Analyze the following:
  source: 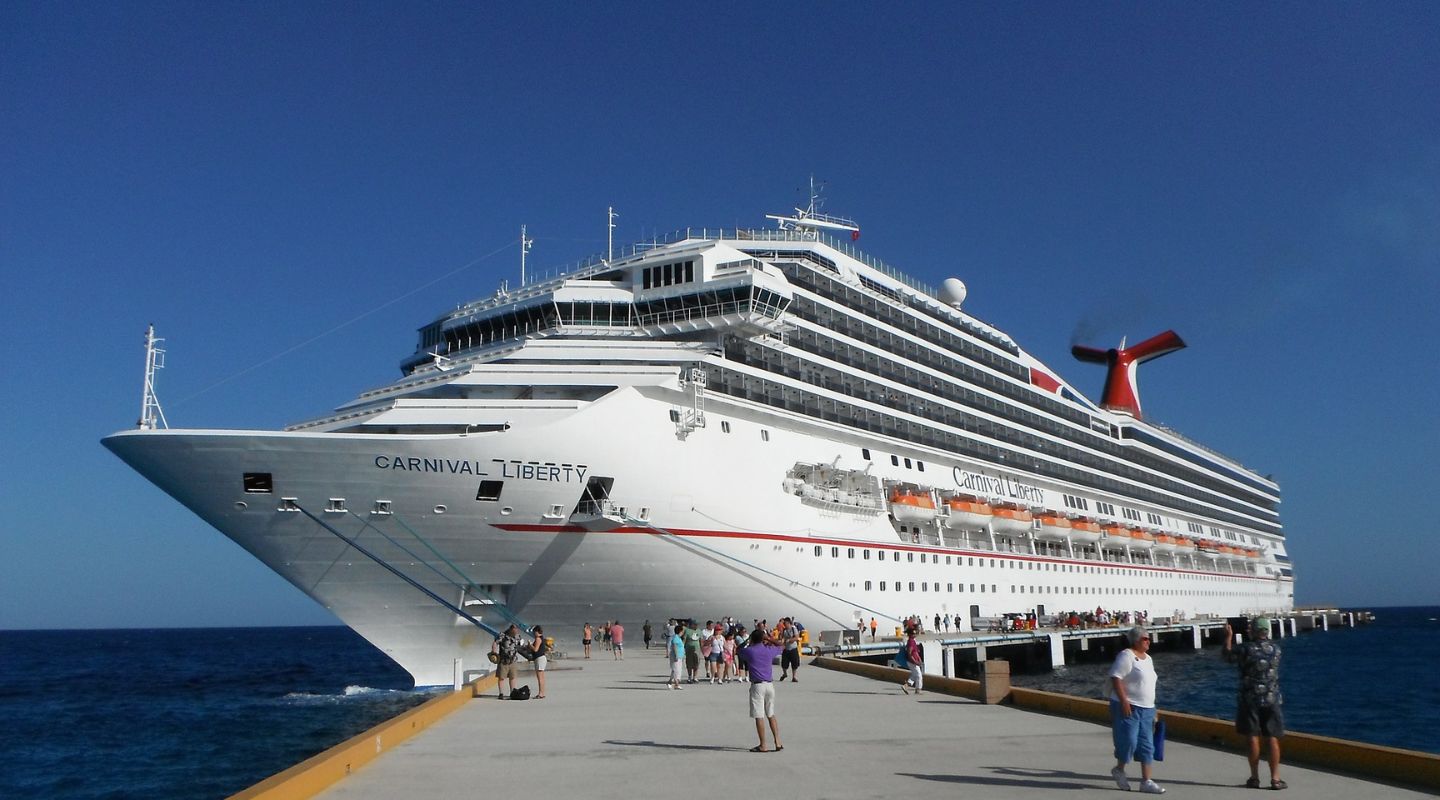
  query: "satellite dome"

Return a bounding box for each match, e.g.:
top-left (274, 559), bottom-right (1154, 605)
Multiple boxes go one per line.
top-left (940, 277), bottom-right (967, 309)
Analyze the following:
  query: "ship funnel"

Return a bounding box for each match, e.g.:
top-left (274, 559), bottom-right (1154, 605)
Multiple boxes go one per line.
top-left (1071, 330), bottom-right (1186, 419)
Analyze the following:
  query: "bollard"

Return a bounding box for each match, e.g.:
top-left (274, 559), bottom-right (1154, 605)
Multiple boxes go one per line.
top-left (979, 659), bottom-right (1010, 704)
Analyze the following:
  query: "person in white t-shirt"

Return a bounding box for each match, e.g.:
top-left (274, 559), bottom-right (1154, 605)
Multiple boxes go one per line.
top-left (1108, 626), bottom-right (1165, 794)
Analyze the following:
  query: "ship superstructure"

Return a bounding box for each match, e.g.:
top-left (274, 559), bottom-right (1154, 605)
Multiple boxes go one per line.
top-left (105, 209), bottom-right (1293, 686)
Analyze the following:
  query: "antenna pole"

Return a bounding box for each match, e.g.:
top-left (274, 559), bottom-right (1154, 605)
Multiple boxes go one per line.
top-left (138, 324), bottom-right (168, 430)
top-left (520, 225), bottom-right (533, 286)
top-left (607, 206), bottom-right (619, 262)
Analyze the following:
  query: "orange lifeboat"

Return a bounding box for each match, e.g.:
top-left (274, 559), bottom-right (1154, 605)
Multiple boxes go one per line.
top-left (1101, 525), bottom-right (1130, 550)
top-left (990, 504), bottom-right (1033, 535)
top-left (1175, 537), bottom-right (1198, 555)
top-left (1129, 527), bottom-right (1156, 551)
top-left (889, 489), bottom-right (937, 524)
top-left (943, 495), bottom-right (993, 529)
top-left (1153, 534), bottom-right (1179, 553)
top-left (1069, 517), bottom-right (1102, 544)
top-left (1034, 512), bottom-right (1072, 541)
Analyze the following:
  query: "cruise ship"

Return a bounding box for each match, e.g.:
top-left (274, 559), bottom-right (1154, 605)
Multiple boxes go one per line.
top-left (104, 202), bottom-right (1294, 687)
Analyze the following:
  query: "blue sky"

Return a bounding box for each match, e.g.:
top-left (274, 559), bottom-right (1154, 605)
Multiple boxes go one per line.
top-left (3, 3), bottom-right (1437, 629)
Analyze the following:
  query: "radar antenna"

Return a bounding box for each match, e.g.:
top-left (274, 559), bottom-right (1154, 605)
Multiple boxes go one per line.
top-left (138, 324), bottom-right (169, 430)
top-left (766, 176), bottom-right (860, 240)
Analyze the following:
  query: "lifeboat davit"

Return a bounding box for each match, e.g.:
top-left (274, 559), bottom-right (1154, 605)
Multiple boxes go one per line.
top-left (1129, 527), bottom-right (1156, 551)
top-left (1153, 534), bottom-right (1179, 553)
top-left (889, 490), bottom-right (937, 523)
top-left (1175, 537), bottom-right (1198, 556)
top-left (943, 496), bottom-right (994, 529)
top-left (1034, 512), bottom-right (1071, 541)
top-left (990, 504), bottom-right (1033, 535)
top-left (1069, 517), bottom-right (1102, 544)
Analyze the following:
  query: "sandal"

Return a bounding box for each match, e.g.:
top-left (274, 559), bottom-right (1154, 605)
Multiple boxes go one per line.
top-left (1270, 779), bottom-right (1288, 791)
top-left (774, 745), bottom-right (784, 751)
top-left (749, 745), bottom-right (768, 753)
top-left (1245, 777), bottom-right (1261, 789)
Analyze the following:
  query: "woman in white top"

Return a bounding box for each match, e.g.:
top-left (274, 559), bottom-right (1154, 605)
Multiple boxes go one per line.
top-left (1108, 626), bottom-right (1164, 794)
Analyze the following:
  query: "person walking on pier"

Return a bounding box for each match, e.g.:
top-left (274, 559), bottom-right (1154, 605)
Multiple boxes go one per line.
top-left (582, 623), bottom-right (593, 659)
top-left (1225, 619), bottom-right (1287, 790)
top-left (869, 617), bottom-right (878, 641)
top-left (737, 628), bottom-right (785, 752)
top-left (610, 620), bottom-right (625, 660)
top-left (900, 629), bottom-right (924, 694)
top-left (778, 618), bottom-right (801, 682)
top-left (666, 623), bottom-right (685, 689)
top-left (643, 620), bottom-right (653, 649)
top-left (1108, 626), bottom-right (1165, 794)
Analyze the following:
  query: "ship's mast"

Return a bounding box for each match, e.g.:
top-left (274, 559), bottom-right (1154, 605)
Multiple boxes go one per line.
top-left (607, 206), bottom-right (619, 262)
top-left (138, 324), bottom-right (168, 430)
top-left (519, 224), bottom-right (533, 286)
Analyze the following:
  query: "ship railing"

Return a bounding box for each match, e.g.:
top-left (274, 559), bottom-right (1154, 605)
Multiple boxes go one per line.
top-left (449, 227), bottom-right (938, 318)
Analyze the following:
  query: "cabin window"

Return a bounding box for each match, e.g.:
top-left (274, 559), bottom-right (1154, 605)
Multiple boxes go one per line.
top-left (669, 409), bottom-right (680, 422)
top-left (814, 546), bottom-right (822, 556)
top-left (722, 421), bottom-right (731, 433)
top-left (761, 430), bottom-right (770, 442)
top-left (862, 448), bottom-right (871, 460)
top-left (476, 481), bottom-right (504, 501)
top-left (880, 581), bottom-right (887, 591)
top-left (908, 582), bottom-right (916, 591)
top-left (831, 547), bottom-right (839, 557)
top-left (904, 458), bottom-right (912, 469)
top-left (863, 550), bottom-right (870, 560)
top-left (891, 455), bottom-right (899, 466)
top-left (917, 461), bottom-right (925, 472)
top-left (325, 498), bottom-right (346, 513)
top-left (907, 553), bottom-right (914, 562)
top-left (243, 473), bottom-right (273, 494)
top-left (864, 581), bottom-right (872, 591)
top-left (893, 552), bottom-right (900, 561)
top-left (847, 548), bottom-right (855, 559)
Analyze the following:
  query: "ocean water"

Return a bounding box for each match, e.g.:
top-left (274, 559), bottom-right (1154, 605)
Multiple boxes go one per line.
top-left (0, 627), bottom-right (436, 800)
top-left (2, 609), bottom-right (1435, 799)
top-left (1008, 605), bottom-right (1440, 755)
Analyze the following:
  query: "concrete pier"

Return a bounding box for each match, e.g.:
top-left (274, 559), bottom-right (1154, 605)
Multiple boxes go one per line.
top-left (256, 649), bottom-right (1438, 800)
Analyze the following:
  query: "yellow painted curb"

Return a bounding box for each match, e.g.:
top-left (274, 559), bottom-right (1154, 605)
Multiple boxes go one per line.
top-left (228, 674), bottom-right (498, 800)
top-left (813, 657), bottom-right (1440, 791)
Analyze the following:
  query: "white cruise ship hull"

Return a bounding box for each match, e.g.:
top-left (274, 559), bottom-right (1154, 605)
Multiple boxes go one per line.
top-left (105, 384), bottom-right (1290, 687)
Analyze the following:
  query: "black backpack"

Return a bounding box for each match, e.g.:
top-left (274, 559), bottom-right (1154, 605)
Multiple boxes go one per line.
top-left (510, 684), bottom-right (531, 701)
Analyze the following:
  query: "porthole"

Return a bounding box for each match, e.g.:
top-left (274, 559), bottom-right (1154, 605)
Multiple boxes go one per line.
top-left (434, 505), bottom-right (447, 514)
top-left (500, 506), bottom-right (513, 515)
top-left (234, 501), bottom-right (247, 510)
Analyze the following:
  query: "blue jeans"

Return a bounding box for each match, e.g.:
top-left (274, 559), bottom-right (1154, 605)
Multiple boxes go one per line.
top-left (1110, 700), bottom-right (1156, 765)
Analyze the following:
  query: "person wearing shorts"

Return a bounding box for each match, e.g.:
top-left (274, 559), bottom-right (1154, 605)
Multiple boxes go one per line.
top-left (610, 620), bottom-right (625, 660)
top-left (490, 624), bottom-right (524, 700)
top-left (582, 623), bottom-right (593, 659)
top-left (530, 626), bottom-right (549, 699)
top-left (737, 628), bottom-right (784, 752)
top-left (1225, 619), bottom-right (1287, 790)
